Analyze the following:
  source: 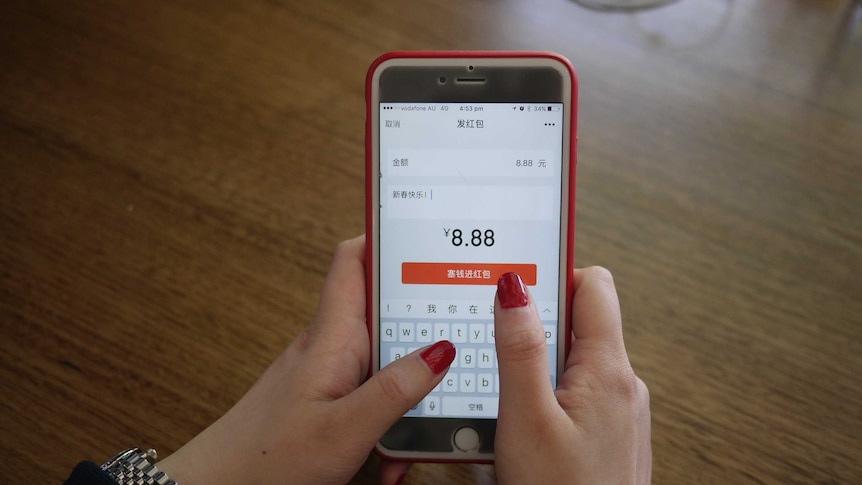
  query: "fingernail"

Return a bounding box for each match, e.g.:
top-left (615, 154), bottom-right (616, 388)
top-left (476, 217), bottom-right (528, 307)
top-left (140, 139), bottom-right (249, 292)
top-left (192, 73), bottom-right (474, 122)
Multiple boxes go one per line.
top-left (395, 471), bottom-right (407, 485)
top-left (498, 272), bottom-right (528, 309)
top-left (420, 340), bottom-right (456, 374)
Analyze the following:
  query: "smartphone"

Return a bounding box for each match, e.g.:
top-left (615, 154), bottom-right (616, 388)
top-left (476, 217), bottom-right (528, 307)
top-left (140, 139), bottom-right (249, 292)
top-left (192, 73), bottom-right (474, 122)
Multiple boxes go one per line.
top-left (366, 51), bottom-right (577, 462)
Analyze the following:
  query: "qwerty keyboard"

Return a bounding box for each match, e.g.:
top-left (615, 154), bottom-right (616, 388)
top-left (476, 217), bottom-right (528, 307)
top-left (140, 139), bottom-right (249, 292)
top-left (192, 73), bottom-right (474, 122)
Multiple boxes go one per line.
top-left (380, 319), bottom-right (558, 418)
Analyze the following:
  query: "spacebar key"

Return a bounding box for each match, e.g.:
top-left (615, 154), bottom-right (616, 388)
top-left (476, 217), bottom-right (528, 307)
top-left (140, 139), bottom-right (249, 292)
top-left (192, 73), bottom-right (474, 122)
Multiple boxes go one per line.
top-left (441, 396), bottom-right (498, 417)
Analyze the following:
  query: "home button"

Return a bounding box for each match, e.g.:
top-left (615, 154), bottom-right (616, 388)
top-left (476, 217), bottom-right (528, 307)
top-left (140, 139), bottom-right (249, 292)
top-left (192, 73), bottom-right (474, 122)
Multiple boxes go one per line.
top-left (453, 426), bottom-right (480, 453)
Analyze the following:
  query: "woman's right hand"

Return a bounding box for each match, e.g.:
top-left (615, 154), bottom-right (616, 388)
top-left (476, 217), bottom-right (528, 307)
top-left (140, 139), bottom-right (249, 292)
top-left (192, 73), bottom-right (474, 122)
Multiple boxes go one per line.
top-left (493, 269), bottom-right (652, 484)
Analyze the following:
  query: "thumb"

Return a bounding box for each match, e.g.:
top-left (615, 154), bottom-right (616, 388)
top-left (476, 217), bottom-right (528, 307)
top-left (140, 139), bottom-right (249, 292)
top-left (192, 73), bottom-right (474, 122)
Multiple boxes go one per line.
top-left (344, 340), bottom-right (455, 438)
top-left (495, 272), bottom-right (557, 415)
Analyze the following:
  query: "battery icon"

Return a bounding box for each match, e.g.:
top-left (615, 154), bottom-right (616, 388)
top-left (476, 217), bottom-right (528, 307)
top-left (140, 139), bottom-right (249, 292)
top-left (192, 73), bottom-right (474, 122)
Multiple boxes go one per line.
top-left (550, 106), bottom-right (562, 112)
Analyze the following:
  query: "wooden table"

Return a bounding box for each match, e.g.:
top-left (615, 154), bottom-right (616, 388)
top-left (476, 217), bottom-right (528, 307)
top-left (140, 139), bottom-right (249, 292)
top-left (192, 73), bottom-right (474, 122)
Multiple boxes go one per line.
top-left (2, 0), bottom-right (860, 483)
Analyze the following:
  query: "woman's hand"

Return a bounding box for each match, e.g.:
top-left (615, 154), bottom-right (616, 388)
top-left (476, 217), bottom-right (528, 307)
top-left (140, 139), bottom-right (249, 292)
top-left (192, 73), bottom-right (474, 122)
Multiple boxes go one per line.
top-left (493, 270), bottom-right (652, 484)
top-left (157, 235), bottom-right (454, 485)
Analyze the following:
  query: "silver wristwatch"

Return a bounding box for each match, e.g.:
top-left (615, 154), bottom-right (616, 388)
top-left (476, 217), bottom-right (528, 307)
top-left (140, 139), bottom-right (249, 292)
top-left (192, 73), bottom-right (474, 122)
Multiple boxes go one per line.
top-left (100, 448), bottom-right (178, 485)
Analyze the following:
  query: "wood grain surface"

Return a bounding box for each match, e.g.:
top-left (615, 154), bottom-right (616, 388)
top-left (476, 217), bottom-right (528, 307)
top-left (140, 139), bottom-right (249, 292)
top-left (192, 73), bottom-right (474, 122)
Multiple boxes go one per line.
top-left (1, 0), bottom-right (860, 483)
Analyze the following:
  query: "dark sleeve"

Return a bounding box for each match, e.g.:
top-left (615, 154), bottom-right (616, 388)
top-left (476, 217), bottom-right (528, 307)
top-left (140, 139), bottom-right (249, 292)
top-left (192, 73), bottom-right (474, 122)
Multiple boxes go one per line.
top-left (63, 461), bottom-right (117, 485)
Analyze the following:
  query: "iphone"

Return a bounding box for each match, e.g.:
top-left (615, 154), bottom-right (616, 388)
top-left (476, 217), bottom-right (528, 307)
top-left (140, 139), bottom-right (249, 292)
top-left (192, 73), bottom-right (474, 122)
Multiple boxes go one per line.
top-left (366, 51), bottom-right (577, 462)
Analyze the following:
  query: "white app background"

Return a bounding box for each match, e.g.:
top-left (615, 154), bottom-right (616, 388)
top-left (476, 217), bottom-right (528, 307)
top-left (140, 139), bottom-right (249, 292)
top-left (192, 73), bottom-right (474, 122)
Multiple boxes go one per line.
top-left (379, 102), bottom-right (564, 418)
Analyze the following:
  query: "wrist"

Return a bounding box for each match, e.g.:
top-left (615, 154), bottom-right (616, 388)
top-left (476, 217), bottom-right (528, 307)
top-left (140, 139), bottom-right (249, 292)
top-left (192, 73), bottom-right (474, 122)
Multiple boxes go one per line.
top-left (155, 415), bottom-right (251, 485)
top-left (157, 440), bottom-right (227, 485)
top-left (155, 449), bottom-right (194, 485)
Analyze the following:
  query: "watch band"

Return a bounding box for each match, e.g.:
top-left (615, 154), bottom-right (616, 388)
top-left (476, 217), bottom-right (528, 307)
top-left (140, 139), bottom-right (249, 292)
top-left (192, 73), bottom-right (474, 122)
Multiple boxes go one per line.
top-left (100, 448), bottom-right (178, 485)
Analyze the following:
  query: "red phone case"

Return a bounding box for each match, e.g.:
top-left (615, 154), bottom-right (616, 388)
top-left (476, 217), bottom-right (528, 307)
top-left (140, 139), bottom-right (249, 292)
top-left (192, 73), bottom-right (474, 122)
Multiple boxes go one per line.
top-left (364, 51), bottom-right (578, 463)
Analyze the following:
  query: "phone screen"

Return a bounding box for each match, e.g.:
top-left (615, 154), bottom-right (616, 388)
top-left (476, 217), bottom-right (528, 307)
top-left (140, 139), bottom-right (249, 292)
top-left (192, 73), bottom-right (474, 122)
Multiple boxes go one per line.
top-left (378, 102), bottom-right (565, 420)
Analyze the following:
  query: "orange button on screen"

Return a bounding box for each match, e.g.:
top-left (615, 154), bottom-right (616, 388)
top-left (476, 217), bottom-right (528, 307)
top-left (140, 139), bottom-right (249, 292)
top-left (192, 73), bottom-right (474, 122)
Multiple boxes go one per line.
top-left (402, 262), bottom-right (537, 286)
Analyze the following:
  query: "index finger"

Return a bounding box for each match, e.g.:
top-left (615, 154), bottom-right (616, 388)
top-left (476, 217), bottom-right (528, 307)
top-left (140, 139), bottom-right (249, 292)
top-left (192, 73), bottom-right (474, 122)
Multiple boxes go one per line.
top-left (297, 235), bottom-right (368, 361)
top-left (311, 234), bottom-right (367, 328)
top-left (567, 266), bottom-right (627, 365)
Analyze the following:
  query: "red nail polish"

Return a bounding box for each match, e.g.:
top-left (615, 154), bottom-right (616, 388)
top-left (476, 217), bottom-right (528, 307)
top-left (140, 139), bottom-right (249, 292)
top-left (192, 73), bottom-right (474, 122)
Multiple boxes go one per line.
top-left (498, 272), bottom-right (528, 309)
top-left (420, 340), bottom-right (456, 374)
top-left (395, 471), bottom-right (407, 485)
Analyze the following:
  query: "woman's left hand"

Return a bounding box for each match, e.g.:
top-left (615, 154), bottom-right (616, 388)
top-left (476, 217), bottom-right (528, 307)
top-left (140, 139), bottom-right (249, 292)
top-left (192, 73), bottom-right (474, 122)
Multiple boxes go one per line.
top-left (157, 235), bottom-right (453, 485)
